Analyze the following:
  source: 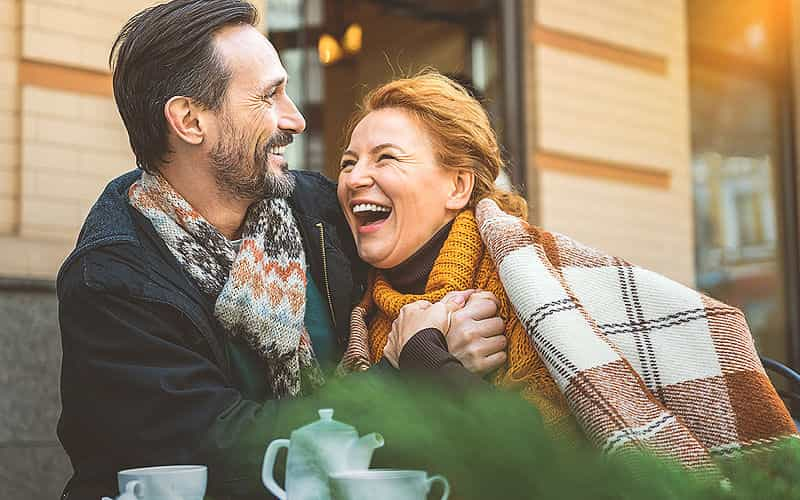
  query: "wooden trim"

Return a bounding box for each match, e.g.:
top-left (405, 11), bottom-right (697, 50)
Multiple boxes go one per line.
top-left (18, 59), bottom-right (112, 97)
top-left (690, 43), bottom-right (780, 83)
top-left (531, 24), bottom-right (668, 76)
top-left (535, 150), bottom-right (671, 189)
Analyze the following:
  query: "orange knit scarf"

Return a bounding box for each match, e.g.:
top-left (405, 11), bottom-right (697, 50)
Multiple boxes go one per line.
top-left (351, 210), bottom-right (576, 430)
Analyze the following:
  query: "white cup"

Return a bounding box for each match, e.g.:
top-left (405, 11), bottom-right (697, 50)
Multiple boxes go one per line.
top-left (329, 469), bottom-right (449, 500)
top-left (116, 465), bottom-right (207, 500)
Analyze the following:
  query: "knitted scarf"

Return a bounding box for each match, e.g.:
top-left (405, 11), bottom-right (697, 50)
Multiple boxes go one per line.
top-left (129, 172), bottom-right (322, 398)
top-left (343, 201), bottom-right (798, 473)
top-left (341, 210), bottom-right (578, 432)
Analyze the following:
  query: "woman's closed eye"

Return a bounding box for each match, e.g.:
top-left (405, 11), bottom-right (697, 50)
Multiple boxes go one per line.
top-left (378, 153), bottom-right (397, 162)
top-left (339, 158), bottom-right (356, 171)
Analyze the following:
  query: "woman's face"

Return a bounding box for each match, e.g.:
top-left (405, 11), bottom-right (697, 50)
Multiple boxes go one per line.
top-left (337, 108), bottom-right (459, 269)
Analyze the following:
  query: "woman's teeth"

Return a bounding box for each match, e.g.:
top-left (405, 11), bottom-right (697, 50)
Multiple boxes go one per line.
top-left (352, 203), bottom-right (391, 214)
top-left (269, 145), bottom-right (286, 156)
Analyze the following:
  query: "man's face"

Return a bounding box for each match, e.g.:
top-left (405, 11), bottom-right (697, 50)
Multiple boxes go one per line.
top-left (206, 25), bottom-right (306, 200)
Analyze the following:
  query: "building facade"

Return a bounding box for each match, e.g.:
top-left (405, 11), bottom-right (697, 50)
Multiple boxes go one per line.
top-left (0, 0), bottom-right (798, 497)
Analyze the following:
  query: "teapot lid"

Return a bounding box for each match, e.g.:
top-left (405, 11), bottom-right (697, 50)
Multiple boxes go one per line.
top-left (295, 409), bottom-right (355, 436)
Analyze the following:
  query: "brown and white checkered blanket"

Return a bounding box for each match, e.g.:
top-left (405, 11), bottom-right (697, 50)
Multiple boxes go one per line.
top-left (476, 199), bottom-right (798, 472)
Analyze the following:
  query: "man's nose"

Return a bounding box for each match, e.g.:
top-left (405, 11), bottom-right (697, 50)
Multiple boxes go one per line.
top-left (278, 96), bottom-right (306, 134)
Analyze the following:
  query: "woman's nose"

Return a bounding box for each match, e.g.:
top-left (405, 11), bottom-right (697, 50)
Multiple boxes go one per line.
top-left (345, 162), bottom-right (374, 189)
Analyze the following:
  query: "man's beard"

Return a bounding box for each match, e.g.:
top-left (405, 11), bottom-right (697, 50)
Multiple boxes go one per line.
top-left (209, 114), bottom-right (296, 200)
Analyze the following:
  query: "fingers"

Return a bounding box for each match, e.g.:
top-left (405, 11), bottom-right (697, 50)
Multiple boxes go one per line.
top-left (456, 294), bottom-right (500, 322)
top-left (397, 300), bottom-right (450, 338)
top-left (441, 289), bottom-right (476, 308)
top-left (476, 333), bottom-right (507, 356)
top-left (465, 290), bottom-right (500, 309)
top-left (477, 350), bottom-right (508, 374)
top-left (400, 300), bottom-right (432, 315)
top-left (443, 297), bottom-right (465, 314)
top-left (384, 323), bottom-right (401, 368)
top-left (471, 317), bottom-right (505, 339)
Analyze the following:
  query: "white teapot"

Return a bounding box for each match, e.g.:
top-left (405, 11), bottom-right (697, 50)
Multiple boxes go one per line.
top-left (262, 408), bottom-right (384, 500)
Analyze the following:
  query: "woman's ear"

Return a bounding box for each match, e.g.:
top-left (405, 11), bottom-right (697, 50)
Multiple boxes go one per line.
top-left (164, 96), bottom-right (205, 145)
top-left (445, 169), bottom-right (475, 211)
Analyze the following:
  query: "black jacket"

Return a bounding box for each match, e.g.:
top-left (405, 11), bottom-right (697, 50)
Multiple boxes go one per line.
top-left (56, 170), bottom-right (366, 499)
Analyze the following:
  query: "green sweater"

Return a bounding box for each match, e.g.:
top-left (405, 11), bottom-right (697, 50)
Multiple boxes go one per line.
top-left (225, 274), bottom-right (337, 400)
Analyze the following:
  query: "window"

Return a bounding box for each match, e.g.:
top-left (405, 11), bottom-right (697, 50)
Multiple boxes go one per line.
top-left (689, 0), bottom-right (796, 366)
top-left (266, 0), bottom-right (520, 180)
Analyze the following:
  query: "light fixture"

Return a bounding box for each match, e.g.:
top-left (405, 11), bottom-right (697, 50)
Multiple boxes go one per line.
top-left (318, 33), bottom-right (343, 65)
top-left (342, 23), bottom-right (363, 54)
top-left (318, 22), bottom-right (363, 66)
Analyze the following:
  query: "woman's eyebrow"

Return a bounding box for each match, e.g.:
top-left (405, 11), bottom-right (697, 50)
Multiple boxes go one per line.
top-left (342, 144), bottom-right (405, 158)
top-left (370, 143), bottom-right (404, 154)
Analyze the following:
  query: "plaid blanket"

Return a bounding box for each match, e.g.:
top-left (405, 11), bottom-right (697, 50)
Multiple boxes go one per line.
top-left (475, 199), bottom-right (798, 471)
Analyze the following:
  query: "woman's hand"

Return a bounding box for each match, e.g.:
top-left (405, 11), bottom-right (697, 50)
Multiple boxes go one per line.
top-left (383, 298), bottom-right (464, 368)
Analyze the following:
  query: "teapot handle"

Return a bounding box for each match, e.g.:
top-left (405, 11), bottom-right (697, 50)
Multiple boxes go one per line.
top-left (427, 475), bottom-right (450, 500)
top-left (262, 438), bottom-right (290, 499)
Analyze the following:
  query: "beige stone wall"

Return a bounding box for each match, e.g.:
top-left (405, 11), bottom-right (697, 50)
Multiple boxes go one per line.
top-left (529, 0), bottom-right (695, 286)
top-left (0, 0), bottom-right (157, 279)
top-left (22, 0), bottom-right (144, 70)
top-left (0, 0), bottom-right (268, 279)
top-left (0, 0), bottom-right (20, 235)
top-left (20, 86), bottom-right (132, 241)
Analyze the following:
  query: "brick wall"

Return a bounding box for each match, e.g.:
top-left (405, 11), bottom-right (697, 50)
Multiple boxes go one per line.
top-left (22, 0), bottom-right (141, 71)
top-left (0, 0), bottom-right (156, 279)
top-left (528, 0), bottom-right (695, 286)
top-left (0, 0), bottom-right (266, 280)
top-left (0, 0), bottom-right (20, 235)
top-left (20, 87), bottom-right (132, 242)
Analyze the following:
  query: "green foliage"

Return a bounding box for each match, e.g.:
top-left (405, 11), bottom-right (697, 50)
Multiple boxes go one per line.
top-left (276, 370), bottom-right (800, 500)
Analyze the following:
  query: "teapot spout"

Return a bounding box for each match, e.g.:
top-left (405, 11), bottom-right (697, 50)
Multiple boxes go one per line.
top-left (348, 432), bottom-right (384, 469)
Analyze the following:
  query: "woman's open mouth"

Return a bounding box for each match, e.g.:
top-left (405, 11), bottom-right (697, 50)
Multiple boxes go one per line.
top-left (352, 202), bottom-right (392, 233)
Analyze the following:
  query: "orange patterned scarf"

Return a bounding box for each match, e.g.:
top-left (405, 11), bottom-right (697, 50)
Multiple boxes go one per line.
top-left (343, 210), bottom-right (576, 431)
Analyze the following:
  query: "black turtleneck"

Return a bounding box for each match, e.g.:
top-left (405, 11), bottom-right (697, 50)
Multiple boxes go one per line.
top-left (384, 220), bottom-right (454, 294)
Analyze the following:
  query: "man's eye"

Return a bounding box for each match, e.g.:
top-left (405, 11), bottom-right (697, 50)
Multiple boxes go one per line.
top-left (262, 89), bottom-right (278, 101)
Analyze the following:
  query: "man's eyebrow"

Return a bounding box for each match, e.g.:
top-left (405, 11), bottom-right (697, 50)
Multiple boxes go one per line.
top-left (258, 76), bottom-right (287, 94)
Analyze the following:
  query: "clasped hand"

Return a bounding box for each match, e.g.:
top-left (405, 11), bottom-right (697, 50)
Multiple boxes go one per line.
top-left (384, 290), bottom-right (508, 374)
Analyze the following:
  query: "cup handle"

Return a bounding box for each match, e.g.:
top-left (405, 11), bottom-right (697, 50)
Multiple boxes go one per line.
top-left (262, 438), bottom-right (290, 500)
top-left (120, 480), bottom-right (143, 499)
top-left (427, 475), bottom-right (450, 500)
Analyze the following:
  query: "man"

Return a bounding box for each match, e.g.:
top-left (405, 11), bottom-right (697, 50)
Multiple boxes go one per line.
top-left (57, 1), bottom-right (507, 498)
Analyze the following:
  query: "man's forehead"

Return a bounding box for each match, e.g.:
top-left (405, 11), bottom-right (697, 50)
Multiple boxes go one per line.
top-left (214, 24), bottom-right (285, 86)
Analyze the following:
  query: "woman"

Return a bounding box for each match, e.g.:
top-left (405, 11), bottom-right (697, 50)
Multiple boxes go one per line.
top-left (336, 71), bottom-right (797, 470)
top-left (336, 72), bottom-right (574, 434)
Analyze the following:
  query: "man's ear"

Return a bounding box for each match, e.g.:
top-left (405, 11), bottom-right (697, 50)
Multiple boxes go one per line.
top-left (164, 96), bottom-right (205, 145)
top-left (445, 169), bottom-right (475, 211)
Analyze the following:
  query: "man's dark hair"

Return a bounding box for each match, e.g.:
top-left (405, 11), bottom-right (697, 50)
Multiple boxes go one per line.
top-left (110, 0), bottom-right (259, 173)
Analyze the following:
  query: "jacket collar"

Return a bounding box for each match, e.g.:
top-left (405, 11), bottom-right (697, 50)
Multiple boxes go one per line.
top-left (59, 169), bottom-right (345, 283)
top-left (58, 170), bottom-right (143, 283)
